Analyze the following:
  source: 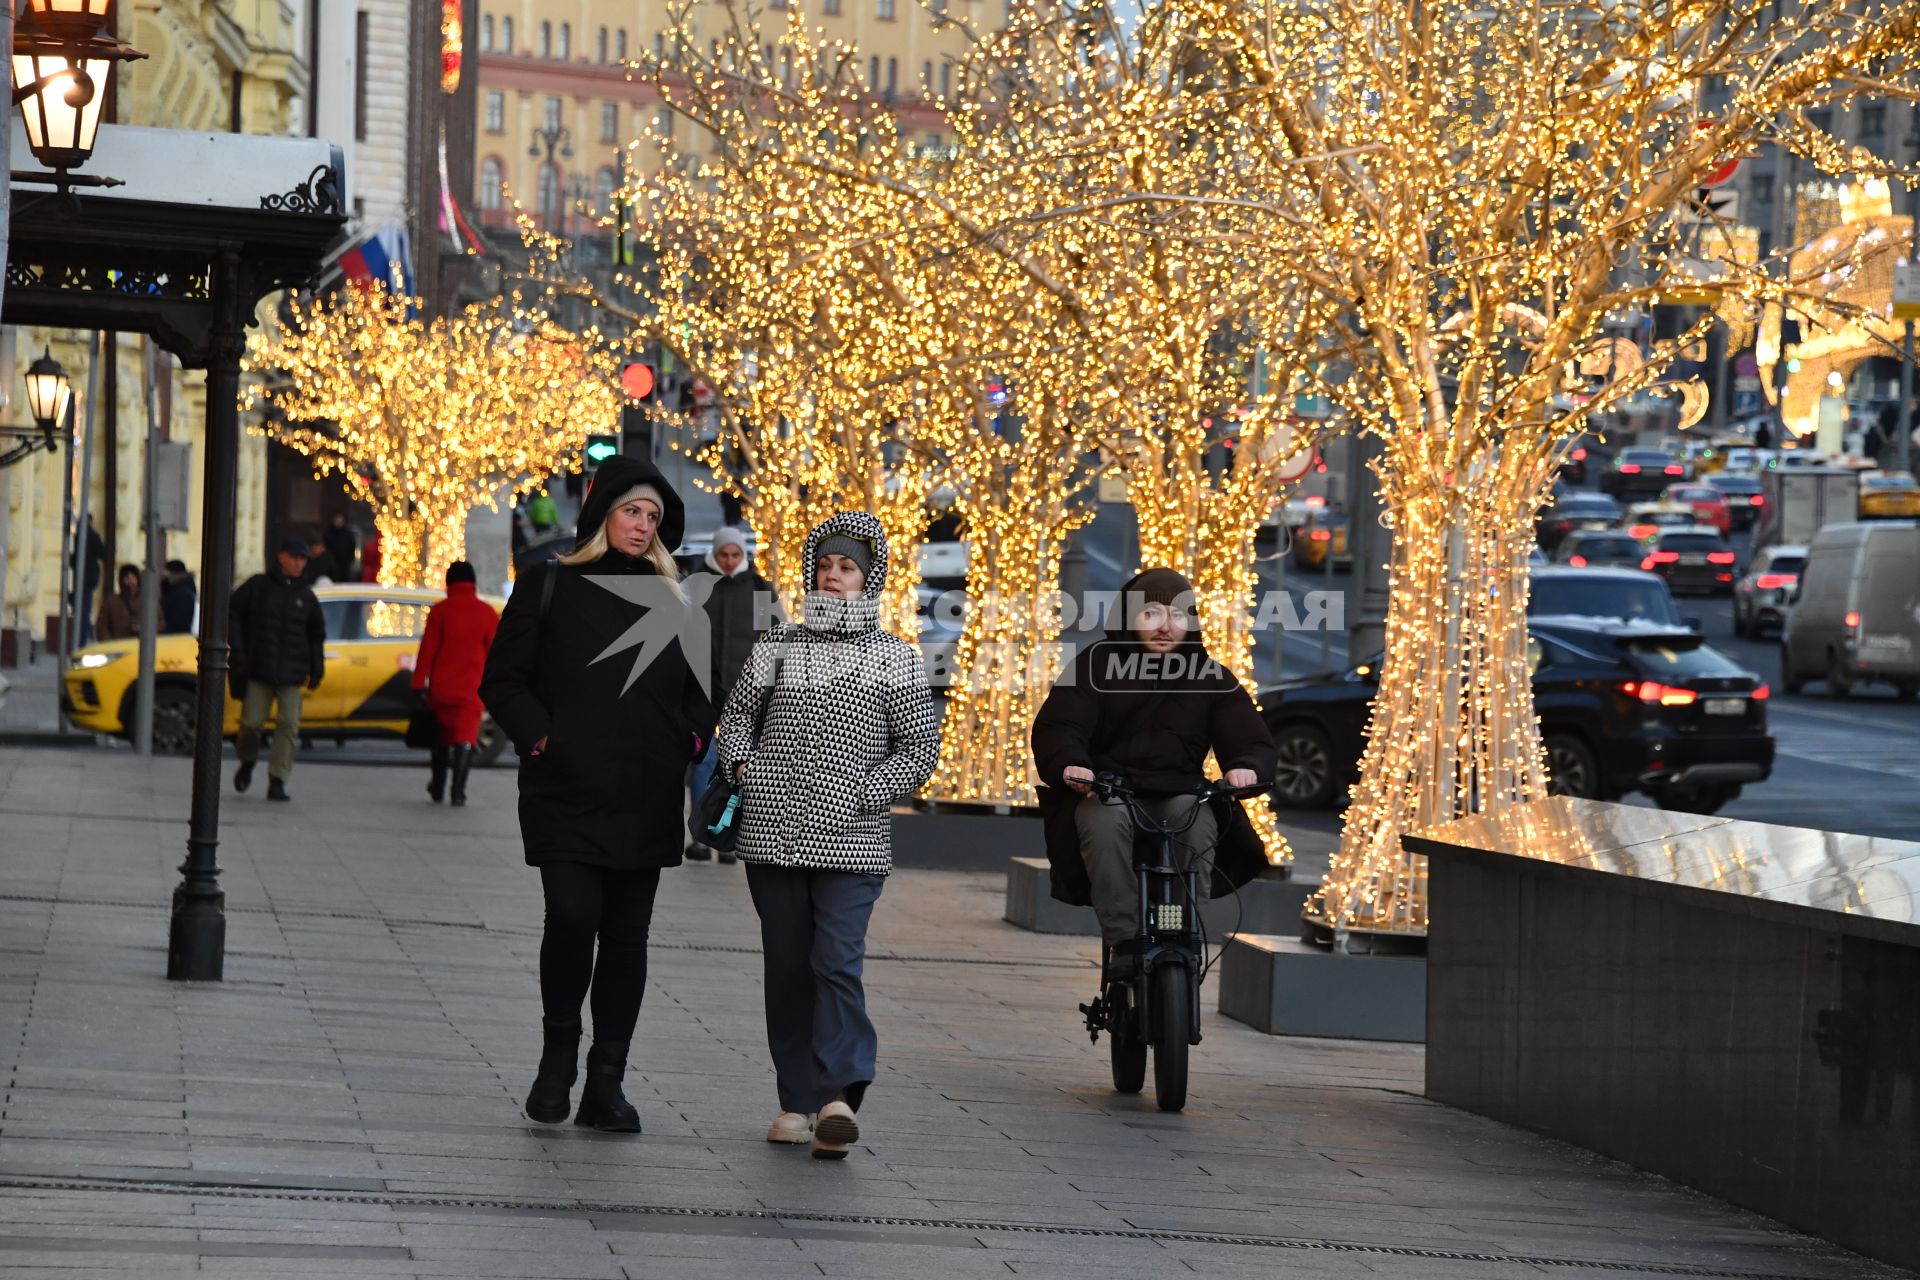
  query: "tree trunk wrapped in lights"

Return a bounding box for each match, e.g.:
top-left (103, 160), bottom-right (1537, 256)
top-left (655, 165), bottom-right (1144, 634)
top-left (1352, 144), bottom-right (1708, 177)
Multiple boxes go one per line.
top-left (243, 282), bottom-right (623, 589)
top-left (1197, 0), bottom-right (1920, 938)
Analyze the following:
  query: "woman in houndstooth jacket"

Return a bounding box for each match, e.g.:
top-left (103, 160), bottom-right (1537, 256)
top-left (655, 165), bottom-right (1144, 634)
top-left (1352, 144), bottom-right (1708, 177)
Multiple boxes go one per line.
top-left (716, 510), bottom-right (940, 1160)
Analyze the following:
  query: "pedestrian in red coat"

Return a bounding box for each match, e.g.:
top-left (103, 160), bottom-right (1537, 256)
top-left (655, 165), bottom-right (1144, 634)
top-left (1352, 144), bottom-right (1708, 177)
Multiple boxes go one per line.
top-left (412, 561), bottom-right (500, 805)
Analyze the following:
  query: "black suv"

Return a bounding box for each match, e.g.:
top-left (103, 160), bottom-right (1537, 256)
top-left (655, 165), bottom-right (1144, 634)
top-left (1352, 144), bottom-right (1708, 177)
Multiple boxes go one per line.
top-left (1534, 492), bottom-right (1621, 550)
top-left (1552, 530), bottom-right (1645, 568)
top-left (1602, 446), bottom-right (1689, 499)
top-left (1260, 618), bottom-right (1772, 815)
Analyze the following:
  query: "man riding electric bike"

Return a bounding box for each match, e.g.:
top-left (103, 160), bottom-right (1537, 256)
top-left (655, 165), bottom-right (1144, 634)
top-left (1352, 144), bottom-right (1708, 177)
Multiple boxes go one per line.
top-left (1031, 568), bottom-right (1276, 1108)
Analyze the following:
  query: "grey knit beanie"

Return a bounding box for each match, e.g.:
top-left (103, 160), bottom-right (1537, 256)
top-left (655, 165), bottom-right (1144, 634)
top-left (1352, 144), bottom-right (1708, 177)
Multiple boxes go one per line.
top-left (816, 532), bottom-right (876, 580)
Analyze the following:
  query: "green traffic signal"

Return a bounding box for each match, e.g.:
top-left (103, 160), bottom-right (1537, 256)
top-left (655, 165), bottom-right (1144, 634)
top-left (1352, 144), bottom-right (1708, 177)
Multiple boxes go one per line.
top-left (584, 435), bottom-right (620, 468)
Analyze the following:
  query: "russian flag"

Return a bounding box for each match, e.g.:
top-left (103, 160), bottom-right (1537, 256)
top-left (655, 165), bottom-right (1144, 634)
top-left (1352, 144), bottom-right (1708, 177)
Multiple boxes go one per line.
top-left (337, 224), bottom-right (414, 300)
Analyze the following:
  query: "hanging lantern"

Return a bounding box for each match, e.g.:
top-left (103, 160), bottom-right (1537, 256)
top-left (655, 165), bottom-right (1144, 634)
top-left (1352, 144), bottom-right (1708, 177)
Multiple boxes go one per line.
top-left (24, 347), bottom-right (72, 432)
top-left (9, 0), bottom-right (145, 186)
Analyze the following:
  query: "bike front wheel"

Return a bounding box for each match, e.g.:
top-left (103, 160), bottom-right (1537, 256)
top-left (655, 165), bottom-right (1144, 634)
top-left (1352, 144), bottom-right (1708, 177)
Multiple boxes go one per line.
top-left (1108, 982), bottom-right (1146, 1094)
top-left (1151, 961), bottom-right (1191, 1112)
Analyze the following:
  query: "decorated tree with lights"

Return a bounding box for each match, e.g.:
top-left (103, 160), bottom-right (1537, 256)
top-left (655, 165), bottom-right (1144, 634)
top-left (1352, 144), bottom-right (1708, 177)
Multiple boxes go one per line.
top-left (245, 281), bottom-right (623, 588)
top-left (1192, 0), bottom-right (1920, 936)
top-left (609, 5), bottom-right (1327, 812)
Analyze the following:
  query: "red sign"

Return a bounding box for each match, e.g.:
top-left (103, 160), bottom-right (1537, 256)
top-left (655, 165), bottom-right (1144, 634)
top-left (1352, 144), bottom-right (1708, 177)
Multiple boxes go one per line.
top-left (1696, 120), bottom-right (1739, 187)
top-left (620, 362), bottom-right (655, 400)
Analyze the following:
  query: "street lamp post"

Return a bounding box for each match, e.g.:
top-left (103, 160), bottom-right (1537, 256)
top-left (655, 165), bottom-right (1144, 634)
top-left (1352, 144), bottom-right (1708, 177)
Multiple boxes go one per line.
top-left (528, 123), bottom-right (572, 231)
top-left (1898, 113), bottom-right (1920, 476)
top-left (9, 0), bottom-right (145, 191)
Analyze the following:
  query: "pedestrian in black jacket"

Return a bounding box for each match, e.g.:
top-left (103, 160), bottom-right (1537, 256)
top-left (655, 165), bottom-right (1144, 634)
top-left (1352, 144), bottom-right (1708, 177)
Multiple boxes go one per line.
top-left (1031, 568), bottom-right (1276, 948)
top-left (683, 526), bottom-right (777, 863)
top-left (229, 538), bottom-right (327, 802)
top-left (159, 560), bottom-right (197, 635)
top-left (479, 455), bottom-right (716, 1135)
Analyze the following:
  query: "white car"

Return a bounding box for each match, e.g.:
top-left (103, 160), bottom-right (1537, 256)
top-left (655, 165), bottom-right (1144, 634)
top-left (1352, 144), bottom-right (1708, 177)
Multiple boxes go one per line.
top-left (918, 540), bottom-right (969, 587)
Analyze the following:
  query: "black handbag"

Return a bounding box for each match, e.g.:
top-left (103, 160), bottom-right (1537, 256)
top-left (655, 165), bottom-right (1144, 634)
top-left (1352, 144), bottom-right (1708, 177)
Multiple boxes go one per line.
top-left (405, 700), bottom-right (439, 750)
top-left (688, 638), bottom-right (782, 853)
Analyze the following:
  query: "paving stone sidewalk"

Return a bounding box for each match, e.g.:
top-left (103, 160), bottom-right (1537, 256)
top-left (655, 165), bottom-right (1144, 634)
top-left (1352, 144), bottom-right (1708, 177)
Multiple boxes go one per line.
top-left (0, 746), bottom-right (1902, 1280)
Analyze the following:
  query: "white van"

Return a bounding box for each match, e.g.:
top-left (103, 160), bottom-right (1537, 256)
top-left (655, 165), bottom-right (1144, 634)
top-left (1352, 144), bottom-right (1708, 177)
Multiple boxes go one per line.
top-left (1780, 521), bottom-right (1920, 698)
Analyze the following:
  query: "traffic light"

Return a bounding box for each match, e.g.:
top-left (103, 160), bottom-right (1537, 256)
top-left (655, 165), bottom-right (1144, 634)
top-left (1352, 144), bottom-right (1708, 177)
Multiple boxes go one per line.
top-left (583, 434), bottom-right (620, 472)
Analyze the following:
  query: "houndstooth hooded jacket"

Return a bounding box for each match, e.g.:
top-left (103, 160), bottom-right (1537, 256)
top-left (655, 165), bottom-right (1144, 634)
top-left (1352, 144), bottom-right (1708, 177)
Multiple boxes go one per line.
top-left (716, 511), bottom-right (941, 875)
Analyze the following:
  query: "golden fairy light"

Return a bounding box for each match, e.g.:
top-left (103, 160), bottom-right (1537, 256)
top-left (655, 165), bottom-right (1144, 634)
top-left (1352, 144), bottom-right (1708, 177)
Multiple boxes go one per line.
top-left (243, 279), bottom-right (624, 589)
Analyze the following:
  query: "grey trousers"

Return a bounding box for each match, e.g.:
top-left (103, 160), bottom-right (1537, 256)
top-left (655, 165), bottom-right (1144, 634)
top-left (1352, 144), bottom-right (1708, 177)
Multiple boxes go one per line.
top-left (744, 863), bottom-right (884, 1114)
top-left (1076, 793), bottom-right (1218, 944)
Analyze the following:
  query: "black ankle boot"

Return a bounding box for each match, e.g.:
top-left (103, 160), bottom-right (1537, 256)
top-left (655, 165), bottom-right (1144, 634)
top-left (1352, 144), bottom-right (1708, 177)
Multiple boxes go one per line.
top-left (524, 1018), bottom-right (581, 1123)
top-left (427, 746), bottom-right (449, 804)
top-left (449, 744), bottom-right (473, 807)
top-left (574, 1042), bottom-right (640, 1133)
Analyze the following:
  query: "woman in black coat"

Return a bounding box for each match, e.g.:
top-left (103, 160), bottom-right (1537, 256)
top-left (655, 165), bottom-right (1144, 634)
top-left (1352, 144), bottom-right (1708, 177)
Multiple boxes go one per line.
top-left (480, 456), bottom-right (715, 1134)
top-left (1031, 568), bottom-right (1276, 950)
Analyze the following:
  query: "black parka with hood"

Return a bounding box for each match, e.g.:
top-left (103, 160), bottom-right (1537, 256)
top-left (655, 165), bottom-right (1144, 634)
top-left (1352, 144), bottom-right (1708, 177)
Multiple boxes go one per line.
top-left (480, 456), bottom-right (717, 870)
top-left (1030, 568), bottom-right (1277, 905)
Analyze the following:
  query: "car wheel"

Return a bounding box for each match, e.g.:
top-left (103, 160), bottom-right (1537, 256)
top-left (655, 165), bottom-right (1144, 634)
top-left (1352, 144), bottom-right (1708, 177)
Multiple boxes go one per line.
top-left (1897, 683), bottom-right (1918, 702)
top-left (1826, 650), bottom-right (1852, 699)
top-left (1270, 723), bottom-right (1336, 809)
top-left (1731, 607), bottom-right (1747, 639)
top-left (1780, 644), bottom-right (1804, 695)
top-left (148, 685), bottom-right (197, 755)
top-left (474, 716), bottom-right (508, 767)
top-left (1651, 783), bottom-right (1730, 815)
top-left (1543, 733), bottom-right (1601, 799)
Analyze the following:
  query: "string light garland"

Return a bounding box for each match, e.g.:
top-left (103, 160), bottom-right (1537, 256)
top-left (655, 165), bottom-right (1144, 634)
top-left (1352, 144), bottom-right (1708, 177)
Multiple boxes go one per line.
top-left (243, 279), bottom-right (624, 589)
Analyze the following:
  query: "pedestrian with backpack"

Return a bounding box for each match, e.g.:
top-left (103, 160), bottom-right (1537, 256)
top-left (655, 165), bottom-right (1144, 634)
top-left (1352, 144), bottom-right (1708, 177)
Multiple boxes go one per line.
top-left (479, 456), bottom-right (715, 1135)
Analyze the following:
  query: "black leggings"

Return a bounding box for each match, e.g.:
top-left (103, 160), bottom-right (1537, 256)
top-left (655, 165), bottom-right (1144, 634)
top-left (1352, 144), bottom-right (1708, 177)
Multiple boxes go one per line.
top-left (537, 863), bottom-right (661, 1047)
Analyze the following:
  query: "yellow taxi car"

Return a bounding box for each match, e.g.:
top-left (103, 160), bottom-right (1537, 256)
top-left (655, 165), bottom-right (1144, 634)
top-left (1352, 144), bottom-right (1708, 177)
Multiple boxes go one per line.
top-left (1293, 509), bottom-right (1350, 570)
top-left (62, 583), bottom-right (509, 763)
top-left (1859, 470), bottom-right (1920, 520)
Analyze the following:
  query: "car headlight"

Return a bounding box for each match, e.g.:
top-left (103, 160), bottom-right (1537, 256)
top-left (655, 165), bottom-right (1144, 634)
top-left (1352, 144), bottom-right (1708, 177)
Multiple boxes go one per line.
top-left (74, 652), bottom-right (125, 670)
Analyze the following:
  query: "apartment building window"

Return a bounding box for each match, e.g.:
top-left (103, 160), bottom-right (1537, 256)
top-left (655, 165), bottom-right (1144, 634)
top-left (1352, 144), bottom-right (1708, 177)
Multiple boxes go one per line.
top-left (353, 10), bottom-right (369, 142)
top-left (479, 157), bottom-right (504, 211)
top-left (537, 163), bottom-right (560, 224)
top-left (921, 60), bottom-right (931, 93)
top-left (772, 0), bottom-right (787, 9)
top-left (656, 107), bottom-right (675, 139)
top-left (600, 101), bottom-right (619, 143)
top-left (652, 32), bottom-right (664, 61)
top-left (595, 167), bottom-right (617, 214)
top-left (481, 14), bottom-right (493, 51)
top-left (886, 57), bottom-right (898, 96)
top-left (877, 0), bottom-right (896, 18)
top-left (869, 55), bottom-right (880, 92)
top-left (618, 29), bottom-right (629, 60)
top-left (939, 62), bottom-right (951, 98)
top-left (539, 21), bottom-right (552, 57)
top-left (930, 0), bottom-right (947, 16)
top-left (544, 96), bottom-right (562, 131)
top-left (824, 0), bottom-right (841, 13)
top-left (1860, 102), bottom-right (1886, 139)
top-left (558, 23), bottom-right (571, 59)
top-left (501, 16), bottom-right (513, 51)
top-left (596, 26), bottom-right (608, 62)
top-left (485, 90), bottom-right (505, 133)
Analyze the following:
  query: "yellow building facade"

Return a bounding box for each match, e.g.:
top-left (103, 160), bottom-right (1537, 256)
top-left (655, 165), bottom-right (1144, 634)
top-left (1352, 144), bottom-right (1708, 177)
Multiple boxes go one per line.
top-left (1, 0), bottom-right (310, 648)
top-left (473, 0), bottom-right (976, 235)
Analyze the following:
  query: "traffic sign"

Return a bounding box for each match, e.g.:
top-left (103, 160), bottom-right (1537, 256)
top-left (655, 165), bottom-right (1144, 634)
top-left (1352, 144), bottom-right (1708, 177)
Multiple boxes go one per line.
top-left (1895, 263), bottom-right (1920, 322)
top-left (583, 434), bottom-right (620, 471)
top-left (1679, 187), bottom-right (1739, 224)
top-left (1695, 120), bottom-right (1740, 187)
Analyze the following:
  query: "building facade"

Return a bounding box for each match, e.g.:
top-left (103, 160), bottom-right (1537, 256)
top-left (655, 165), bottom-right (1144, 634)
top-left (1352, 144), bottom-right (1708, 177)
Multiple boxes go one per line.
top-left (473, 0), bottom-right (972, 241)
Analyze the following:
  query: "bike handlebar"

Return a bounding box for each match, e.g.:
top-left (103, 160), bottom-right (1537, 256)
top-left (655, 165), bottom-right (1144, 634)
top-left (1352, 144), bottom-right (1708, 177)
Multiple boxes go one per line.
top-left (1091, 773), bottom-right (1269, 836)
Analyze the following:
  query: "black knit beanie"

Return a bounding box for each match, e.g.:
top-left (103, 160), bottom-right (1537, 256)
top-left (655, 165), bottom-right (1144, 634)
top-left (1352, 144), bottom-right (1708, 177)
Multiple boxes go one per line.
top-left (816, 532), bottom-right (876, 580)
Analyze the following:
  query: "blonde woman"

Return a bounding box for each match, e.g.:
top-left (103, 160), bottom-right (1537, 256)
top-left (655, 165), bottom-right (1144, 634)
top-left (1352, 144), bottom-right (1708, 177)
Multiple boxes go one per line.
top-left (480, 457), bottom-right (715, 1134)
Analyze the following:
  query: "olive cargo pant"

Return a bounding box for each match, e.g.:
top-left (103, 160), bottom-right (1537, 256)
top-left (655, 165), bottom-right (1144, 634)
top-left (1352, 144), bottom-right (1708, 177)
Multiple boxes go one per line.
top-left (236, 681), bottom-right (304, 783)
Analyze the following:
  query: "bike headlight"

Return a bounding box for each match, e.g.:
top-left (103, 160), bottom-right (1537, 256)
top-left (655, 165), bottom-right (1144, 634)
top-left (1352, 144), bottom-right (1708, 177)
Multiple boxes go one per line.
top-left (1154, 903), bottom-right (1184, 932)
top-left (74, 652), bottom-right (124, 670)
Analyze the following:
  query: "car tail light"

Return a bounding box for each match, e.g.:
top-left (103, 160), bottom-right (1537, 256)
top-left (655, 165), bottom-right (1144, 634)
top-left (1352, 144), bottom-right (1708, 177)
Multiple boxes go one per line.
top-left (1309, 529), bottom-right (1331, 542)
top-left (1569, 554), bottom-right (1588, 567)
top-left (1619, 463), bottom-right (1642, 474)
top-left (1749, 494), bottom-right (1765, 506)
top-left (1623, 680), bottom-right (1697, 706)
top-left (1572, 447), bottom-right (1587, 460)
top-left (1844, 610), bottom-right (1861, 629)
top-left (1628, 523), bottom-right (1656, 539)
top-left (1664, 465), bottom-right (1685, 475)
top-left (1642, 551), bottom-right (1680, 569)
top-left (1752, 684), bottom-right (1770, 701)
top-left (1555, 519), bottom-right (1572, 532)
top-left (1754, 573), bottom-right (1796, 589)
top-left (1707, 551), bottom-right (1736, 564)
top-left (1306, 495), bottom-right (1325, 507)
top-left (1717, 572), bottom-right (1733, 581)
